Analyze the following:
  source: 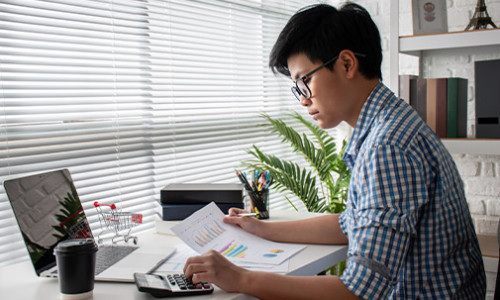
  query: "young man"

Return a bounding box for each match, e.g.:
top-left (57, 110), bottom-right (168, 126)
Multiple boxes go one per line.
top-left (184, 3), bottom-right (486, 299)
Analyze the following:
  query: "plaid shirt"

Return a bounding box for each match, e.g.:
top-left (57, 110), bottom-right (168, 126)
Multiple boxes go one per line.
top-left (339, 83), bottom-right (486, 299)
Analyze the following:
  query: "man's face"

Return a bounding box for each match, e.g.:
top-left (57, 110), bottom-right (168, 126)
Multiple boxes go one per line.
top-left (287, 52), bottom-right (356, 129)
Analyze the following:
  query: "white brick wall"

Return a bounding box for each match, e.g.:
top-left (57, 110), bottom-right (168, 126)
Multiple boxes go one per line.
top-left (339, 0), bottom-right (500, 298)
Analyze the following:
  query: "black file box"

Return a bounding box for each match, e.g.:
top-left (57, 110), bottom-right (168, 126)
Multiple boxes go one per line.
top-left (160, 183), bottom-right (244, 220)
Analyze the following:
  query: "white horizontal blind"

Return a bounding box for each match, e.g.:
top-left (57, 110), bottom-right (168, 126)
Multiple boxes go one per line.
top-left (0, 0), bottom-right (156, 267)
top-left (146, 0), bottom-right (326, 212)
top-left (0, 0), bottom-right (332, 267)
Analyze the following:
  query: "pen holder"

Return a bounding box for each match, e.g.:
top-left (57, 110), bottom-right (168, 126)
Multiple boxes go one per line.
top-left (248, 189), bottom-right (269, 219)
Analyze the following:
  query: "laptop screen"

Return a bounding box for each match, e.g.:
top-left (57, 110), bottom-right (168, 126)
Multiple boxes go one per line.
top-left (4, 169), bottom-right (92, 275)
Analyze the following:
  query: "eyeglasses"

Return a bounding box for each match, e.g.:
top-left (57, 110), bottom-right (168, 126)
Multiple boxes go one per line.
top-left (291, 52), bottom-right (367, 102)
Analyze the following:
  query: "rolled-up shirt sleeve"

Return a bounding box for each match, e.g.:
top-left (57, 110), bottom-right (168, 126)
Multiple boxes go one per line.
top-left (340, 144), bottom-right (428, 299)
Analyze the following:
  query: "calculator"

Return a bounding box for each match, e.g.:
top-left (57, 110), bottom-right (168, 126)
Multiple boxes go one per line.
top-left (134, 272), bottom-right (214, 297)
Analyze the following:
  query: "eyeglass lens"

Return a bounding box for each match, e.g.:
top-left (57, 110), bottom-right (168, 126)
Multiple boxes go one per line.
top-left (292, 79), bottom-right (311, 101)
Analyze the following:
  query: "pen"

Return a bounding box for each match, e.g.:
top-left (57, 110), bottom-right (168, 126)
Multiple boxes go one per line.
top-left (146, 248), bottom-right (177, 274)
top-left (235, 170), bottom-right (253, 191)
top-left (225, 213), bottom-right (258, 217)
top-left (237, 213), bottom-right (258, 217)
top-left (234, 169), bottom-right (273, 219)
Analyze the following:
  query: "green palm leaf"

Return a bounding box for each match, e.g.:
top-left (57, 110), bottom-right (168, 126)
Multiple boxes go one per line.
top-left (260, 112), bottom-right (340, 184)
top-left (245, 146), bottom-right (327, 212)
top-left (243, 112), bottom-right (350, 213)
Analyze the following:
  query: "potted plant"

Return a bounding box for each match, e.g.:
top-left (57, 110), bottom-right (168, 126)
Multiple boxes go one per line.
top-left (242, 111), bottom-right (351, 275)
top-left (242, 111), bottom-right (351, 214)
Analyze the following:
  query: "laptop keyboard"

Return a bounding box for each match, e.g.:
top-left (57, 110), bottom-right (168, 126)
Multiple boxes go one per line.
top-left (95, 244), bottom-right (138, 275)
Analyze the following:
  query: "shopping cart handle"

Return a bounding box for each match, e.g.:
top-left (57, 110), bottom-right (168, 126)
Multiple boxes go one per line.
top-left (93, 201), bottom-right (117, 210)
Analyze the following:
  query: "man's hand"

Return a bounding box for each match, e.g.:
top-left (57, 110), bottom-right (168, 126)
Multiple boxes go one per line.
top-left (223, 207), bottom-right (266, 237)
top-left (183, 250), bottom-right (248, 292)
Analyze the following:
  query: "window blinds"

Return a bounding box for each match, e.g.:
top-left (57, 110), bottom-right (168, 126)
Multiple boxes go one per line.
top-left (0, 0), bottom-right (333, 267)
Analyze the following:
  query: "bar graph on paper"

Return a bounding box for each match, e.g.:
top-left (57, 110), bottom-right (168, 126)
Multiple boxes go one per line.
top-left (192, 220), bottom-right (226, 247)
top-left (171, 202), bottom-right (306, 265)
top-left (218, 240), bottom-right (248, 258)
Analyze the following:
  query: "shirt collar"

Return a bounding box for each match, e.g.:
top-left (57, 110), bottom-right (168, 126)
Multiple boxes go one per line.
top-left (343, 82), bottom-right (394, 169)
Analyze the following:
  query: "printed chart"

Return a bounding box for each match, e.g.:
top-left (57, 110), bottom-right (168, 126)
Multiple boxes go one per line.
top-left (219, 240), bottom-right (248, 258)
top-left (156, 243), bottom-right (290, 274)
top-left (171, 202), bottom-right (305, 265)
top-left (263, 249), bottom-right (284, 258)
top-left (193, 220), bottom-right (226, 247)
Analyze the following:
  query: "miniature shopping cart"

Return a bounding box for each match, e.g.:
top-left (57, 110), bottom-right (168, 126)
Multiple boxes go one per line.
top-left (93, 201), bottom-right (143, 244)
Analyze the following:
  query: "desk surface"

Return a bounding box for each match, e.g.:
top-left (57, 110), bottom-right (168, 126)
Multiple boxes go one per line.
top-left (0, 210), bottom-right (347, 300)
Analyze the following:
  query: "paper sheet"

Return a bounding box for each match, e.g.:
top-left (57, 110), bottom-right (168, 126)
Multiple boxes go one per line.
top-left (170, 202), bottom-right (305, 266)
top-left (156, 243), bottom-right (290, 273)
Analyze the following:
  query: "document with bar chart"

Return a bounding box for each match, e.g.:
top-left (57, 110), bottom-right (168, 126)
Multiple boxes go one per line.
top-left (171, 202), bottom-right (305, 265)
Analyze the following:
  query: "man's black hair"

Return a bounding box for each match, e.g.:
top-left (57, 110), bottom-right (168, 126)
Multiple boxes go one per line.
top-left (269, 3), bottom-right (382, 80)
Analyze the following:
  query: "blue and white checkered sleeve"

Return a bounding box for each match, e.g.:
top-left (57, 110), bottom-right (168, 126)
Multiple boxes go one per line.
top-left (340, 144), bottom-right (428, 299)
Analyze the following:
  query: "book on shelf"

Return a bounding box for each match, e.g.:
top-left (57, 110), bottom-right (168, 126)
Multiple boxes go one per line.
top-left (447, 78), bottom-right (468, 138)
top-left (403, 76), bottom-right (467, 138)
top-left (426, 78), bottom-right (447, 138)
top-left (399, 74), bottom-right (417, 104)
top-left (409, 77), bottom-right (427, 123)
top-left (475, 59), bottom-right (500, 139)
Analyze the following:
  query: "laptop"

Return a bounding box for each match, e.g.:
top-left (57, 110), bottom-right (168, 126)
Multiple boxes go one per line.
top-left (4, 169), bottom-right (175, 283)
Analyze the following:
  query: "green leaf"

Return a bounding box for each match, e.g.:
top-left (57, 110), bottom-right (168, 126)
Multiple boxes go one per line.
top-left (242, 112), bottom-right (351, 213)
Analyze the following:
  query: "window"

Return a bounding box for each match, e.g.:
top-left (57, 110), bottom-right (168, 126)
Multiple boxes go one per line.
top-left (0, 0), bottom-right (336, 267)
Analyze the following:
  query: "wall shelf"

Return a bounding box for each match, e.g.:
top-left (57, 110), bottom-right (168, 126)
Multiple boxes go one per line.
top-left (390, 2), bottom-right (500, 157)
top-left (442, 139), bottom-right (500, 155)
top-left (399, 28), bottom-right (500, 56)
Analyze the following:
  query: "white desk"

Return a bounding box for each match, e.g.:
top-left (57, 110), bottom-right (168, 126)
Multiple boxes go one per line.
top-left (0, 210), bottom-right (347, 300)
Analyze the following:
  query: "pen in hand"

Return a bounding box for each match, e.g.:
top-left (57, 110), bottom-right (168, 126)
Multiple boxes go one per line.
top-left (225, 213), bottom-right (258, 217)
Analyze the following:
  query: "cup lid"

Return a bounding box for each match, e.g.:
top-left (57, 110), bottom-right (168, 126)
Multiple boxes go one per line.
top-left (54, 238), bottom-right (98, 255)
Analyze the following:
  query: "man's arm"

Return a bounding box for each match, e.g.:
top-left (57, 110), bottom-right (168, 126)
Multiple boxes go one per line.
top-left (260, 214), bottom-right (348, 245)
top-left (184, 250), bottom-right (361, 300)
top-left (223, 209), bottom-right (348, 245)
top-left (243, 270), bottom-right (361, 300)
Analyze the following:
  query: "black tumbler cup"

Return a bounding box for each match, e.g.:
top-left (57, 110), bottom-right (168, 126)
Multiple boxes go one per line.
top-left (54, 238), bottom-right (98, 300)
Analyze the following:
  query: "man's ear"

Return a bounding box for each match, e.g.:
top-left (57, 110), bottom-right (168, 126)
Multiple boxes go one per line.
top-left (338, 50), bottom-right (358, 79)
